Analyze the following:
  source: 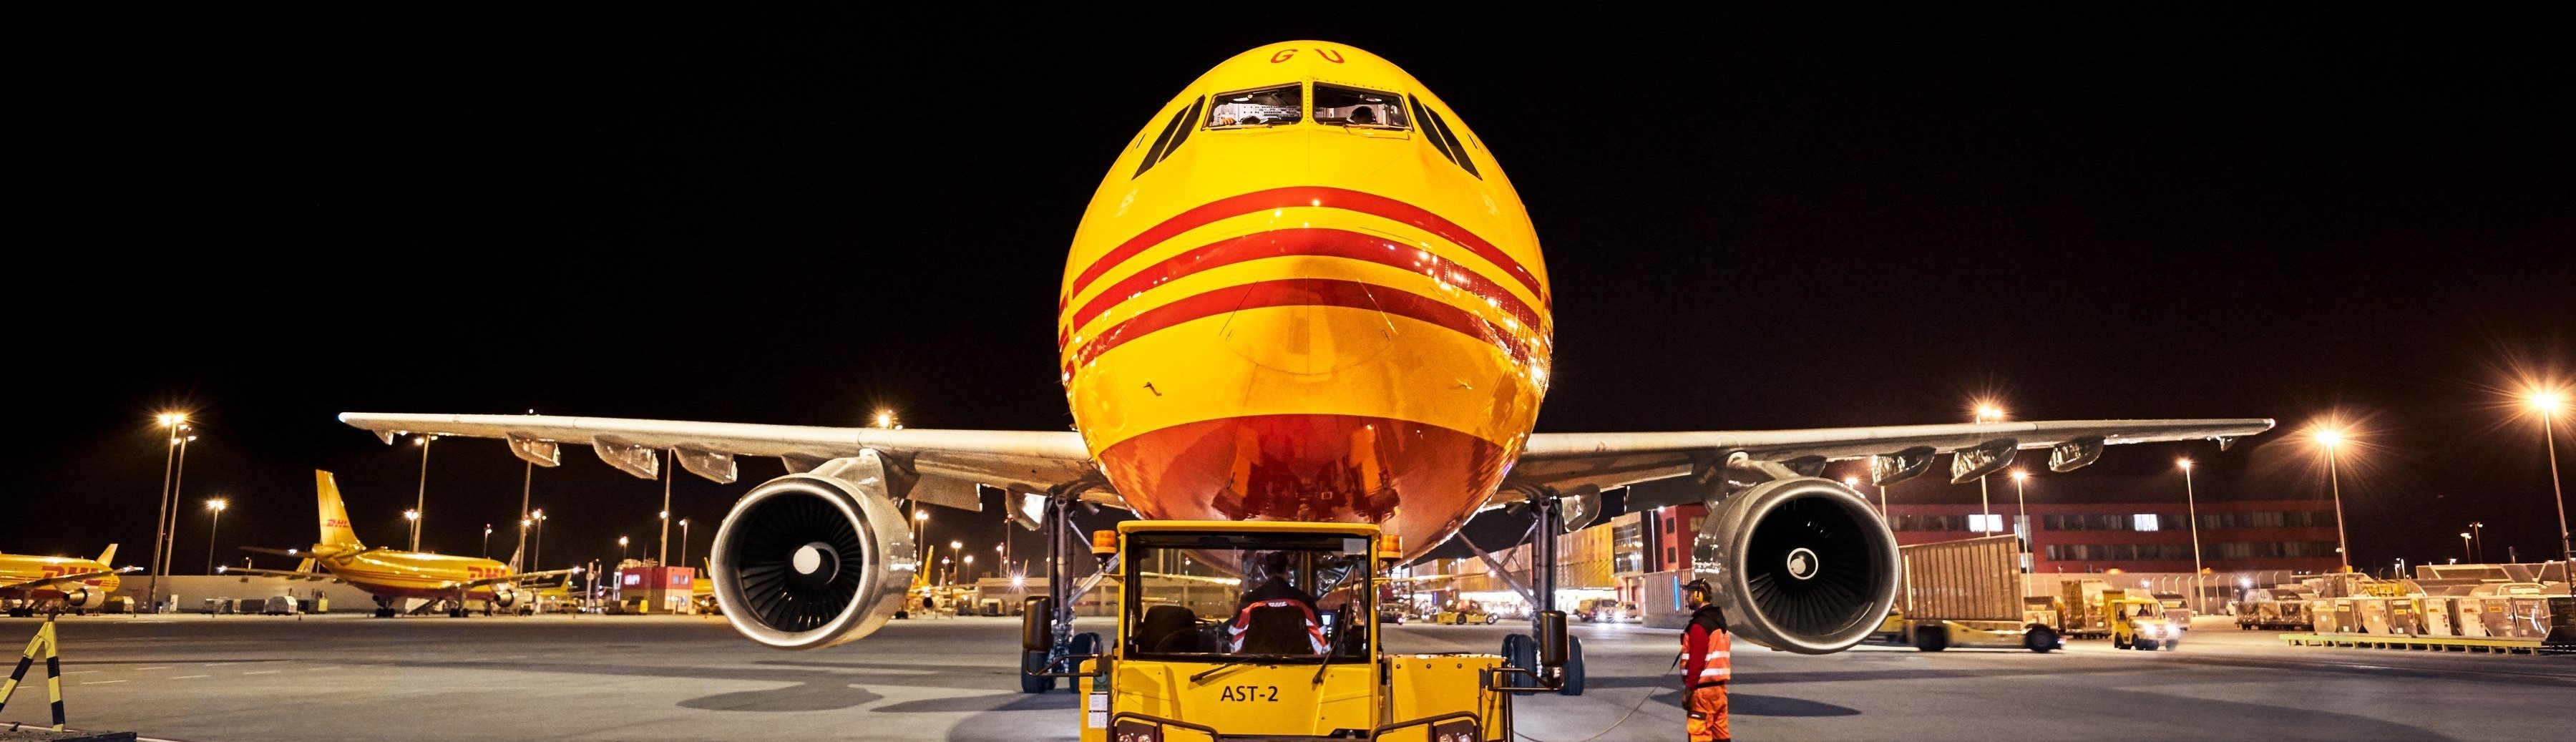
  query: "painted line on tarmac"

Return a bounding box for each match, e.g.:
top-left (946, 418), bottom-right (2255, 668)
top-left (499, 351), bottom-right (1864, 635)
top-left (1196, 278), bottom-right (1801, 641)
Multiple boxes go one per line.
top-left (243, 670), bottom-right (280, 675)
top-left (137, 666), bottom-right (172, 670)
top-left (80, 679), bottom-right (129, 685)
top-left (171, 675), bottom-right (210, 679)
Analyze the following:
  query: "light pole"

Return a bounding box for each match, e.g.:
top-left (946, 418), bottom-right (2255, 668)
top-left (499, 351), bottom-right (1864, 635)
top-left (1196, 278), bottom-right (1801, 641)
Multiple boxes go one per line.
top-left (2469, 521), bottom-right (2484, 563)
top-left (147, 412), bottom-right (190, 612)
top-left (2525, 389), bottom-right (2569, 562)
top-left (1973, 403), bottom-right (2004, 533)
top-left (2459, 532), bottom-right (2474, 562)
top-left (913, 509), bottom-right (929, 558)
top-left (2316, 428), bottom-right (2351, 572)
top-left (517, 454), bottom-right (534, 570)
top-left (2009, 470), bottom-right (2034, 573)
top-left (482, 524), bottom-right (494, 558)
top-left (948, 541), bottom-right (962, 585)
top-left (940, 557), bottom-right (952, 585)
top-left (519, 516), bottom-right (534, 569)
top-left (160, 425), bottom-right (197, 595)
top-left (678, 519), bottom-right (691, 570)
top-left (411, 434), bottom-right (436, 551)
top-left (2179, 459), bottom-right (2205, 615)
top-left (532, 509), bottom-right (547, 570)
top-left (963, 554), bottom-right (976, 583)
top-left (658, 449), bottom-right (673, 567)
top-left (203, 499), bottom-right (228, 575)
top-left (619, 535), bottom-right (631, 565)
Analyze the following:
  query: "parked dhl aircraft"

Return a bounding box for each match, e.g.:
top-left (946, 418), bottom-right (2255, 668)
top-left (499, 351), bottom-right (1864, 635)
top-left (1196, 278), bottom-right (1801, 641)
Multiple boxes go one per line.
top-left (337, 41), bottom-right (2269, 668)
top-left (223, 471), bottom-right (580, 617)
top-left (0, 545), bottom-right (135, 616)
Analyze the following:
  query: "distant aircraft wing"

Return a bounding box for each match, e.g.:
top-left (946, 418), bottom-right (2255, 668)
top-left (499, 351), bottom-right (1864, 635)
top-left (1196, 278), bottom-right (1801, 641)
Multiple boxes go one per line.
top-left (337, 413), bottom-right (1110, 512)
top-left (213, 566), bottom-right (341, 582)
top-left (1506, 419), bottom-right (2275, 497)
top-left (0, 567), bottom-right (138, 592)
top-left (449, 567), bottom-right (585, 592)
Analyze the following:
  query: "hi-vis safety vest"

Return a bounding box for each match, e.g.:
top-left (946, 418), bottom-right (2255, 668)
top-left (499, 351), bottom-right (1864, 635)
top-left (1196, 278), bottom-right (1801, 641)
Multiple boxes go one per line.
top-left (1227, 598), bottom-right (1329, 654)
top-left (1682, 607), bottom-right (1732, 687)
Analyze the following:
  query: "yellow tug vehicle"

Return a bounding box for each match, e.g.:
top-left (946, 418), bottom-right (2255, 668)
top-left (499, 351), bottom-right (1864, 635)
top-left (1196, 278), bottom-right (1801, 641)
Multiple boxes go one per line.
top-left (1027, 521), bottom-right (1568, 741)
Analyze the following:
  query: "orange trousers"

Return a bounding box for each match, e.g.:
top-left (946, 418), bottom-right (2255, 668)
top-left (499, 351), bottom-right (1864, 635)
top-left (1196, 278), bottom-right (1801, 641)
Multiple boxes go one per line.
top-left (1685, 683), bottom-right (1729, 742)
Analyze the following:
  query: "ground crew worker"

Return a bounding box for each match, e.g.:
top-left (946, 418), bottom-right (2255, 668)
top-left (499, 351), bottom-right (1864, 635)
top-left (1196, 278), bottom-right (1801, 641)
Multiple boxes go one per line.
top-left (1680, 579), bottom-right (1731, 742)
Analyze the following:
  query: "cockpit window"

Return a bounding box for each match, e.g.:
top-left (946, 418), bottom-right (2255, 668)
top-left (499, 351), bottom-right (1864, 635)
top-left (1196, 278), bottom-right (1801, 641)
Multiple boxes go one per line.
top-left (1207, 84), bottom-right (1303, 128)
top-left (1315, 84), bottom-right (1407, 130)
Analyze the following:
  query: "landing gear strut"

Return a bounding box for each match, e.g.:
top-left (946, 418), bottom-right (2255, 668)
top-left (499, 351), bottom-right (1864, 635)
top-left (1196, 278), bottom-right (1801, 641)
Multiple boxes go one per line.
top-left (1514, 489), bottom-right (1587, 696)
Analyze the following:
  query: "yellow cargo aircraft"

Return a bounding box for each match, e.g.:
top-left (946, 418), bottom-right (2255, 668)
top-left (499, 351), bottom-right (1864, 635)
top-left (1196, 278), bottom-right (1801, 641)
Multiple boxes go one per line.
top-left (223, 471), bottom-right (579, 617)
top-left (339, 41), bottom-right (2270, 667)
top-left (0, 545), bottom-right (135, 617)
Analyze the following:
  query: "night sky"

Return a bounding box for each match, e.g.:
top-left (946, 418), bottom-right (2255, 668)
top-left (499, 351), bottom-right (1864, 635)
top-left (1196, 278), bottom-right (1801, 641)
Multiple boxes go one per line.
top-left (12, 9), bottom-right (2571, 579)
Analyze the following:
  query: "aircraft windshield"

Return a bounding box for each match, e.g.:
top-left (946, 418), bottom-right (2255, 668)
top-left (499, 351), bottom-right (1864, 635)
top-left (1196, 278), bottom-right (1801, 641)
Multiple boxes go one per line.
top-left (1123, 531), bottom-right (1372, 663)
top-left (1315, 84), bottom-right (1407, 129)
top-left (1207, 84), bottom-right (1303, 128)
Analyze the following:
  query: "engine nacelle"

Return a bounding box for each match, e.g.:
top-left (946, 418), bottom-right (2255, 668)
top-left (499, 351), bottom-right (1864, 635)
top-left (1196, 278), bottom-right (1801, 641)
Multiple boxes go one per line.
top-left (1694, 477), bottom-right (1901, 654)
top-left (488, 585), bottom-right (519, 609)
top-left (59, 585), bottom-right (105, 610)
top-left (709, 450), bottom-right (919, 650)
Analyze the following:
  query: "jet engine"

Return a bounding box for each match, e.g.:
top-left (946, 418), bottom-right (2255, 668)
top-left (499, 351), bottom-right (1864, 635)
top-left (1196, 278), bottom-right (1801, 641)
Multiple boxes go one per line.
top-left (59, 585), bottom-right (106, 610)
top-left (488, 584), bottom-right (519, 610)
top-left (1694, 477), bottom-right (1900, 655)
top-left (708, 451), bottom-right (918, 650)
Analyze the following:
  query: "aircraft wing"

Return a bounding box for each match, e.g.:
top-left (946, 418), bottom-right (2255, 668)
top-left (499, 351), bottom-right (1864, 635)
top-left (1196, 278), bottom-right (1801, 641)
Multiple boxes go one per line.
top-left (215, 566), bottom-right (341, 583)
top-left (1506, 418), bottom-right (2275, 496)
top-left (448, 567), bottom-right (584, 592)
top-left (338, 412), bottom-right (1109, 512)
top-left (0, 567), bottom-right (139, 592)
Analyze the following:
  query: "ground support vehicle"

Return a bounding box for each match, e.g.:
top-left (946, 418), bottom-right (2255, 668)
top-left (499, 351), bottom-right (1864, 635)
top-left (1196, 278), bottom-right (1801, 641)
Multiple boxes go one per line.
top-left (2109, 596), bottom-right (2180, 650)
top-left (1025, 521), bottom-right (1574, 741)
top-left (1872, 536), bottom-right (2059, 653)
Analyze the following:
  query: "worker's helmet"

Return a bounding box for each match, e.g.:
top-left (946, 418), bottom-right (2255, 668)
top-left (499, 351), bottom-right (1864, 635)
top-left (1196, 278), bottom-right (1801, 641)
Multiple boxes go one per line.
top-left (1683, 579), bottom-right (1714, 605)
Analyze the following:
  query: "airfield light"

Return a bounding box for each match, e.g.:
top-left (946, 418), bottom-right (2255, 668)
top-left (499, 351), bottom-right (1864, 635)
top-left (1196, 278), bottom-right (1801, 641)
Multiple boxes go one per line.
top-left (619, 536), bottom-right (630, 546)
top-left (2306, 424), bottom-right (2353, 572)
top-left (206, 499), bottom-right (227, 512)
top-left (950, 540), bottom-right (962, 550)
top-left (874, 409), bottom-right (897, 429)
top-left (404, 509), bottom-right (419, 521)
top-left (659, 510), bottom-right (668, 520)
top-left (2516, 384), bottom-right (2572, 561)
top-left (1973, 403), bottom-right (2006, 424)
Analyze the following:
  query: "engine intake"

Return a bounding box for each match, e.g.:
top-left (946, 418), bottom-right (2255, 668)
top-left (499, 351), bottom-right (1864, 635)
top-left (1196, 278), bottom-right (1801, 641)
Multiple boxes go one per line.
top-left (61, 585), bottom-right (104, 610)
top-left (1694, 477), bottom-right (1900, 654)
top-left (711, 451), bottom-right (917, 650)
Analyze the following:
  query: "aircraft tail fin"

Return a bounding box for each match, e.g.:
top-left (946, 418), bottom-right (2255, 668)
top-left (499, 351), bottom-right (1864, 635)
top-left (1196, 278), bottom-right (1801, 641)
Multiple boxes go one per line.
top-left (506, 545), bottom-right (525, 573)
top-left (295, 557), bottom-right (318, 573)
top-left (315, 470), bottom-right (365, 549)
top-left (97, 543), bottom-right (118, 565)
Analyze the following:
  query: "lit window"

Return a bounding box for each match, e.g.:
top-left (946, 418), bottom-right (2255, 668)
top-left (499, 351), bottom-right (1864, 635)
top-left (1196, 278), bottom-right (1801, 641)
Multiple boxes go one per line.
top-left (2133, 514), bottom-right (2160, 532)
top-left (1208, 84), bottom-right (1302, 128)
top-left (1969, 514), bottom-right (2005, 533)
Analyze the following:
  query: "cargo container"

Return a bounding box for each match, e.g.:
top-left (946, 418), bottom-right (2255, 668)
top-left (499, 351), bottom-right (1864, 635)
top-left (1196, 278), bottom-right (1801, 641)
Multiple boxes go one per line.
top-left (1870, 536), bottom-right (2058, 653)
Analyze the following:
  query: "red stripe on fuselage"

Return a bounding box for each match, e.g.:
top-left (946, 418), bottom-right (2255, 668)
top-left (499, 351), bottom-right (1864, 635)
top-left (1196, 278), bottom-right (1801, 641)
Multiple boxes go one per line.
top-left (1063, 228), bottom-right (1543, 342)
top-left (1063, 187), bottom-right (1546, 312)
top-left (1065, 278), bottom-right (1532, 373)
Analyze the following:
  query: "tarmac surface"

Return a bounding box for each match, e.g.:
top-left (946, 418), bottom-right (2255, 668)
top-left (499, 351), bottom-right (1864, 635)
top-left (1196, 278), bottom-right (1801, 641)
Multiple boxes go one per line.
top-left (2, 613), bottom-right (2569, 741)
